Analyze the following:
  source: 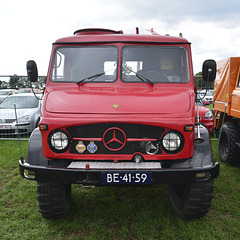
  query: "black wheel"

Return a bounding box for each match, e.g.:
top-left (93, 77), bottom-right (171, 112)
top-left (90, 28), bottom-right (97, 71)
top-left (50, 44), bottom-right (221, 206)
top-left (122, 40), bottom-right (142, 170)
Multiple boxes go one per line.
top-left (219, 121), bottom-right (240, 166)
top-left (37, 182), bottom-right (71, 219)
top-left (215, 129), bottom-right (219, 138)
top-left (168, 180), bottom-right (214, 219)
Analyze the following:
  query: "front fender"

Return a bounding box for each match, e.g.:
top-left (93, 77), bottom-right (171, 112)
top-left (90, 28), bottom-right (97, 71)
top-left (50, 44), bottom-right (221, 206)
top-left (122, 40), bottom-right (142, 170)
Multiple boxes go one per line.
top-left (170, 125), bottom-right (213, 168)
top-left (191, 125), bottom-right (213, 167)
top-left (27, 128), bottom-right (47, 166)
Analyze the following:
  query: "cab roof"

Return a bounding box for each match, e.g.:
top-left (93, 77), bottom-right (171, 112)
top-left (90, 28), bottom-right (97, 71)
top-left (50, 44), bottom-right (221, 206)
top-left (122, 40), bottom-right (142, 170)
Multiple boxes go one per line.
top-left (53, 28), bottom-right (190, 45)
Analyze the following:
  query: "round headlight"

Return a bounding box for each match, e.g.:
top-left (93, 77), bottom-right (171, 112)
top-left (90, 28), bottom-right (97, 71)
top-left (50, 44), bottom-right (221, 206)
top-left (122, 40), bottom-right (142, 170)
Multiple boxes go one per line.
top-left (205, 110), bottom-right (213, 119)
top-left (18, 115), bottom-right (31, 123)
top-left (162, 132), bottom-right (182, 152)
top-left (50, 131), bottom-right (69, 151)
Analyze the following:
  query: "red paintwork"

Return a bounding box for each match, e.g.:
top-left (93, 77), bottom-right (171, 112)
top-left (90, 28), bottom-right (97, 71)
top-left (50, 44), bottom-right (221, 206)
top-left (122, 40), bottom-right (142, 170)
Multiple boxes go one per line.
top-left (45, 87), bottom-right (190, 114)
top-left (40, 29), bottom-right (196, 161)
top-left (56, 31), bottom-right (189, 45)
top-left (195, 105), bottom-right (214, 133)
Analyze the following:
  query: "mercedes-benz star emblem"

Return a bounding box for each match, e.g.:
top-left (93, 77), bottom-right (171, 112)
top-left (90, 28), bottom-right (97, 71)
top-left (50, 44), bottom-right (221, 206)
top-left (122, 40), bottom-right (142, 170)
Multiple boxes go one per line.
top-left (103, 127), bottom-right (126, 151)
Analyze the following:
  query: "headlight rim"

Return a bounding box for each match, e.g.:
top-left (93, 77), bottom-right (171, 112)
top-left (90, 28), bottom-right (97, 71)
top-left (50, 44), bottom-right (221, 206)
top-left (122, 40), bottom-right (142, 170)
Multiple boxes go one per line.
top-left (48, 129), bottom-right (71, 153)
top-left (161, 130), bottom-right (184, 154)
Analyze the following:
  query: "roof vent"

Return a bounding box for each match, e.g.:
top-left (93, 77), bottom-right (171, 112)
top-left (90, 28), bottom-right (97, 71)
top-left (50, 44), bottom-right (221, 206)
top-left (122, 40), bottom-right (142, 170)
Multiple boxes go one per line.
top-left (74, 28), bottom-right (123, 35)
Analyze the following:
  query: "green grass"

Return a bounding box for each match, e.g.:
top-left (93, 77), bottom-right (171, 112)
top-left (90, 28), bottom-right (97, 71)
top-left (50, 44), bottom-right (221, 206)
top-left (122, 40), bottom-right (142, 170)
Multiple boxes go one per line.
top-left (1, 140), bottom-right (240, 240)
top-left (206, 103), bottom-right (213, 111)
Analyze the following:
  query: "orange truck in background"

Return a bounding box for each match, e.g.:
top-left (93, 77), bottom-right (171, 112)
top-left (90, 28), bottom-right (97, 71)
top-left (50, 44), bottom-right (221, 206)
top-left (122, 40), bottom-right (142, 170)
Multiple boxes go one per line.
top-left (214, 57), bottom-right (240, 165)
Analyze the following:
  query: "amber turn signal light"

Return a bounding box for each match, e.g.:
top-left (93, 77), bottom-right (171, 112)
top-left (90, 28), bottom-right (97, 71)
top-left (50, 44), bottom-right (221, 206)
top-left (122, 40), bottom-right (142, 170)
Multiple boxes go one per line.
top-left (39, 124), bottom-right (48, 131)
top-left (184, 125), bottom-right (194, 132)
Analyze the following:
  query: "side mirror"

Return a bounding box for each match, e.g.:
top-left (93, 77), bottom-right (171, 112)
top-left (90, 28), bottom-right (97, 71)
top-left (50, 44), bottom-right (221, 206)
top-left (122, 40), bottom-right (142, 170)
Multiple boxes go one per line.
top-left (26, 60), bottom-right (38, 82)
top-left (202, 59), bottom-right (216, 82)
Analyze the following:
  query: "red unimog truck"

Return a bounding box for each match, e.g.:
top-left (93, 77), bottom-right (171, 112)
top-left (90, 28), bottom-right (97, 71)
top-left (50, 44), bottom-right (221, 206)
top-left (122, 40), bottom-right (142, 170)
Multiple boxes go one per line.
top-left (214, 57), bottom-right (240, 165)
top-left (19, 28), bottom-right (219, 219)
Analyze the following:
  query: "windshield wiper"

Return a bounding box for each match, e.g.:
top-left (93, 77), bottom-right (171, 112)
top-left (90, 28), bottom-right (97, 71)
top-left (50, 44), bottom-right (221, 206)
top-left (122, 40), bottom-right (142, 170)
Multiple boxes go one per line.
top-left (122, 63), bottom-right (154, 85)
top-left (77, 72), bottom-right (105, 85)
top-left (135, 72), bottom-right (154, 85)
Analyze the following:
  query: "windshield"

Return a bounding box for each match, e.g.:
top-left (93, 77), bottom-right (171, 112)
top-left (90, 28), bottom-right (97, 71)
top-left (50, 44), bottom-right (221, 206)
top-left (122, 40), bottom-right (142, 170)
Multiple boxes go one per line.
top-left (0, 91), bottom-right (11, 95)
top-left (122, 46), bottom-right (190, 83)
top-left (51, 46), bottom-right (118, 82)
top-left (0, 96), bottom-right (39, 109)
top-left (206, 90), bottom-right (214, 96)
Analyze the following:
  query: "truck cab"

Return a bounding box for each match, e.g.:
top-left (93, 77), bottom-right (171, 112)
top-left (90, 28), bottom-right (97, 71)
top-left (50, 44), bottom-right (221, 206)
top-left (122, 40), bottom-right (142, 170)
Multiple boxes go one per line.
top-left (214, 57), bottom-right (240, 165)
top-left (20, 28), bottom-right (219, 219)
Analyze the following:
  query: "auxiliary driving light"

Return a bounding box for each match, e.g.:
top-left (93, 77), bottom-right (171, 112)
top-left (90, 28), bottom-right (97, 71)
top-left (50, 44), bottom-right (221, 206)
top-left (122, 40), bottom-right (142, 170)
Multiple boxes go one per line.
top-left (195, 172), bottom-right (210, 181)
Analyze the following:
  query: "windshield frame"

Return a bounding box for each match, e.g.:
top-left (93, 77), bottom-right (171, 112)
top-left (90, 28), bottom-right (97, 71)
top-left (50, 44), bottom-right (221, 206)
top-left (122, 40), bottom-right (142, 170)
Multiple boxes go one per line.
top-left (50, 45), bottom-right (119, 83)
top-left (121, 45), bottom-right (190, 84)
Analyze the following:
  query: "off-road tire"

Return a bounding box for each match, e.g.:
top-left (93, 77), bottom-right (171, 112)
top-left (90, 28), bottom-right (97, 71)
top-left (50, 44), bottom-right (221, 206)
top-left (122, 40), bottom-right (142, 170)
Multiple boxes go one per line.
top-left (168, 180), bottom-right (214, 219)
top-left (215, 129), bottom-right (219, 138)
top-left (37, 182), bottom-right (71, 219)
top-left (218, 121), bottom-right (240, 166)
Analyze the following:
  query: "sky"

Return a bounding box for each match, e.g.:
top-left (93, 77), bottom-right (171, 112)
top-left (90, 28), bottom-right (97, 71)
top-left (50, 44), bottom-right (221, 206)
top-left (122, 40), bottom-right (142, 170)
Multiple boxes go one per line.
top-left (1, 0), bottom-right (240, 76)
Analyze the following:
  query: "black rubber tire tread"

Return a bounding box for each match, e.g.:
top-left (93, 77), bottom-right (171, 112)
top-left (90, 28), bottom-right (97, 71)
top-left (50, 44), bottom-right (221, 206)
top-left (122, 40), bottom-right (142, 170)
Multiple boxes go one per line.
top-left (37, 182), bottom-right (71, 219)
top-left (219, 121), bottom-right (240, 166)
top-left (168, 180), bottom-right (214, 219)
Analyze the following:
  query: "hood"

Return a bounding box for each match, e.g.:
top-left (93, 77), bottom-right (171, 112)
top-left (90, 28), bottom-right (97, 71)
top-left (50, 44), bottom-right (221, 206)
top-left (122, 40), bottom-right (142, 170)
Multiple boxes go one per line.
top-left (0, 95), bottom-right (8, 102)
top-left (0, 109), bottom-right (34, 120)
top-left (45, 89), bottom-right (191, 114)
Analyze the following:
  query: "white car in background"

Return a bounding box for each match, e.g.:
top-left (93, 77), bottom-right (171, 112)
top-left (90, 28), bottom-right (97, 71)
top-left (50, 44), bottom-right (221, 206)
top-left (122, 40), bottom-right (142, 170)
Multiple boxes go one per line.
top-left (0, 93), bottom-right (42, 136)
top-left (200, 89), bottom-right (214, 103)
top-left (0, 89), bottom-right (17, 103)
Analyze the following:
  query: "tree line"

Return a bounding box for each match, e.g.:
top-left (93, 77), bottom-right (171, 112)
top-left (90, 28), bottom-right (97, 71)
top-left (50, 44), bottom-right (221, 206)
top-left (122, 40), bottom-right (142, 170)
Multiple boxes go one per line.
top-left (0, 75), bottom-right (46, 90)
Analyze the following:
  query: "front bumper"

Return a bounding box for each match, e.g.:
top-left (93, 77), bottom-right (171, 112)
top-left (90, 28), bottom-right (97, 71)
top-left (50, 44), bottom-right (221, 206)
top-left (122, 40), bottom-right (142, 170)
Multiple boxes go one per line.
top-left (19, 160), bottom-right (219, 185)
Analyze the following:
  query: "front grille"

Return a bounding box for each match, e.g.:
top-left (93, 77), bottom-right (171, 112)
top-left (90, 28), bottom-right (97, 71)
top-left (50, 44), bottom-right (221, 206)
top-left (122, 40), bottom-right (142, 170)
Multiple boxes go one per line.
top-left (0, 129), bottom-right (28, 135)
top-left (0, 129), bottom-right (15, 135)
top-left (66, 123), bottom-right (165, 155)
